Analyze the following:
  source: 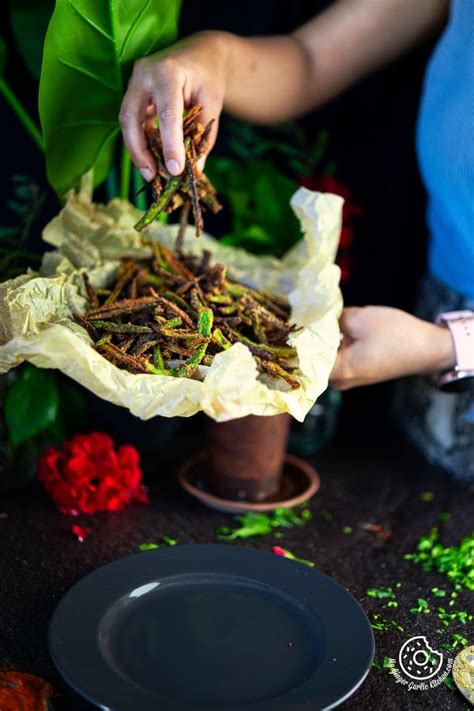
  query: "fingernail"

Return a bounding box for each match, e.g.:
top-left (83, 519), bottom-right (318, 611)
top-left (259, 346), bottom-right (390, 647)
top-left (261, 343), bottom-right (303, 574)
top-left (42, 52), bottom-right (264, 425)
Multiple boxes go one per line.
top-left (167, 159), bottom-right (181, 175)
top-left (140, 166), bottom-right (154, 182)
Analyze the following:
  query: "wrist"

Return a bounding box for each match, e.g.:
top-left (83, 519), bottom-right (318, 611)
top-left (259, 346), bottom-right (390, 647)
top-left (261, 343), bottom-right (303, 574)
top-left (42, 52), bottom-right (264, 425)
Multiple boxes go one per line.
top-left (196, 30), bottom-right (239, 81)
top-left (424, 323), bottom-right (456, 374)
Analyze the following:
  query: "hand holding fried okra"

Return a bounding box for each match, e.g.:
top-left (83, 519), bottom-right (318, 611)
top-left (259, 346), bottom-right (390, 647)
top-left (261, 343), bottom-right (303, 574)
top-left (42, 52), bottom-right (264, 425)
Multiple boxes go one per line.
top-left (119, 1), bottom-right (447, 178)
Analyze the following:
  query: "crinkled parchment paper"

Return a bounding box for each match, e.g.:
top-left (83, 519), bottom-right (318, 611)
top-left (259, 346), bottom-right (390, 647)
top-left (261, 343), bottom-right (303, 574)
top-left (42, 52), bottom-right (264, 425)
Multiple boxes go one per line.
top-left (0, 179), bottom-right (343, 422)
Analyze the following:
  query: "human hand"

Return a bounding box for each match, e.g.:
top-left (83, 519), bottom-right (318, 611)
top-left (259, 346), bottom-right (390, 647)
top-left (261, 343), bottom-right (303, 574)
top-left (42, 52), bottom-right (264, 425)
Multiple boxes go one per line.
top-left (119, 32), bottom-right (229, 181)
top-left (330, 306), bottom-right (455, 390)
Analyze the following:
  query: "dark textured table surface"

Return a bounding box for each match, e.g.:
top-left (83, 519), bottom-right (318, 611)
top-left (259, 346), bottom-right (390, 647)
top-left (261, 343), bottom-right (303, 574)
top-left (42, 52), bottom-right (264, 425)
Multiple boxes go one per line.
top-left (1, 415), bottom-right (473, 711)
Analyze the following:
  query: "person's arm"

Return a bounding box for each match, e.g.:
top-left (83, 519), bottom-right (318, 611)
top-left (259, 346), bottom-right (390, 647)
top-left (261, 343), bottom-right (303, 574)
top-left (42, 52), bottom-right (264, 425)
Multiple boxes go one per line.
top-left (119, 0), bottom-right (448, 179)
top-left (226, 0), bottom-right (449, 122)
top-left (329, 306), bottom-right (455, 390)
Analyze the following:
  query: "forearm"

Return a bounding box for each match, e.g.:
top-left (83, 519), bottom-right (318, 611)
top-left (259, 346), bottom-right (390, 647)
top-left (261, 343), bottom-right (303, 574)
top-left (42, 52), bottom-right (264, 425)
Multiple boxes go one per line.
top-left (220, 0), bottom-right (448, 123)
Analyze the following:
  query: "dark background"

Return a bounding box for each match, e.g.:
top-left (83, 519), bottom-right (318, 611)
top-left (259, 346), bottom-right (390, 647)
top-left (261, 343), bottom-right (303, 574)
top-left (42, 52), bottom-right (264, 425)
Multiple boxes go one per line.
top-left (0, 0), bottom-right (439, 444)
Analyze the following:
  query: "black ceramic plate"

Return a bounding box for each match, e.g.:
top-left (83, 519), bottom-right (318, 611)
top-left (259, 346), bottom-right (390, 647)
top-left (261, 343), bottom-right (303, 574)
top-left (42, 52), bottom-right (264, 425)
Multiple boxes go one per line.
top-left (49, 545), bottom-right (374, 711)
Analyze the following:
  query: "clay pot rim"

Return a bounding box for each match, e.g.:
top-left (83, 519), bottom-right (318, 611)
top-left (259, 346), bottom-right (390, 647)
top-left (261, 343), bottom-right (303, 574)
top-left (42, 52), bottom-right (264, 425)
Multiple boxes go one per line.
top-left (178, 451), bottom-right (320, 514)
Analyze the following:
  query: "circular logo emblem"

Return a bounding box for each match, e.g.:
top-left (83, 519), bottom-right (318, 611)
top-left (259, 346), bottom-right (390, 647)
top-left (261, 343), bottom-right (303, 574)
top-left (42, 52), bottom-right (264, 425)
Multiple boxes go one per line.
top-left (398, 636), bottom-right (444, 680)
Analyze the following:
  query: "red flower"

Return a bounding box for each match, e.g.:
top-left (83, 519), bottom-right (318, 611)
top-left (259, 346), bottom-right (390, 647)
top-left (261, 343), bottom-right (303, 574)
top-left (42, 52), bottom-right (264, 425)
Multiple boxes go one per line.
top-left (37, 432), bottom-right (149, 515)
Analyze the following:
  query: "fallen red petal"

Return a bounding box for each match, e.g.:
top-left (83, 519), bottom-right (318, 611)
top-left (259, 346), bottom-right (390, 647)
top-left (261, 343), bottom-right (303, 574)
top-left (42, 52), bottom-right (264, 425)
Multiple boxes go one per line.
top-left (71, 525), bottom-right (91, 542)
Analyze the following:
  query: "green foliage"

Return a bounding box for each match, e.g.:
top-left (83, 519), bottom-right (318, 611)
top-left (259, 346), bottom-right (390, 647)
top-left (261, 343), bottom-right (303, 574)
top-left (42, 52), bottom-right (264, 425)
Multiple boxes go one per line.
top-left (206, 157), bottom-right (300, 257)
top-left (223, 119), bottom-right (330, 177)
top-left (1, 366), bottom-right (89, 490)
top-left (4, 365), bottom-right (59, 447)
top-left (39, 0), bottom-right (182, 197)
top-left (3, 367), bottom-right (87, 448)
top-left (9, 0), bottom-right (54, 78)
top-left (206, 120), bottom-right (334, 257)
top-left (0, 175), bottom-right (44, 281)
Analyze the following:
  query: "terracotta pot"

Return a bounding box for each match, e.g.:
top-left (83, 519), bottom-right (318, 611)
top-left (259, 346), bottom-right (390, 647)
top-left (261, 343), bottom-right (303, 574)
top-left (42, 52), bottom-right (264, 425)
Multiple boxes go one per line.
top-left (206, 414), bottom-right (291, 502)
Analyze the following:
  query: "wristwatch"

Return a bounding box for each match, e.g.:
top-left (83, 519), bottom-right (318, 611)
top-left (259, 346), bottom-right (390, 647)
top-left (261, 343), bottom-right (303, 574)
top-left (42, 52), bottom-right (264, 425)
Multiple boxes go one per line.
top-left (435, 310), bottom-right (474, 392)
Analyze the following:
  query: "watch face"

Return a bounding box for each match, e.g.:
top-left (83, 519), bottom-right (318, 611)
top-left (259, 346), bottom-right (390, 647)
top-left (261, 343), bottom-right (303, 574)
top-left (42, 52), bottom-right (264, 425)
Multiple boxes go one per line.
top-left (438, 370), bottom-right (474, 393)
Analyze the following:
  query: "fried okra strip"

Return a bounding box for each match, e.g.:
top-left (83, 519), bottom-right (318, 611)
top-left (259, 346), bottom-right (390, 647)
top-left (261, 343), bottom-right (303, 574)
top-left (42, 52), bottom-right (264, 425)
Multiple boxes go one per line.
top-left (90, 320), bottom-right (153, 334)
top-left (134, 176), bottom-right (181, 232)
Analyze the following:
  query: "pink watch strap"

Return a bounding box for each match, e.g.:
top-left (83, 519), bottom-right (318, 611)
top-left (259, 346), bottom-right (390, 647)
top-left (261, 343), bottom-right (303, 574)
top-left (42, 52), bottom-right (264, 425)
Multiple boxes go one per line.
top-left (436, 310), bottom-right (474, 371)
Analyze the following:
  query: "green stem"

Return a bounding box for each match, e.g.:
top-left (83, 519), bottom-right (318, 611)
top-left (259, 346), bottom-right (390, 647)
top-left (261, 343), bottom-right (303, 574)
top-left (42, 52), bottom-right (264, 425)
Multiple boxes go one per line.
top-left (133, 166), bottom-right (147, 211)
top-left (0, 78), bottom-right (44, 152)
top-left (105, 164), bottom-right (118, 201)
top-left (120, 144), bottom-right (132, 200)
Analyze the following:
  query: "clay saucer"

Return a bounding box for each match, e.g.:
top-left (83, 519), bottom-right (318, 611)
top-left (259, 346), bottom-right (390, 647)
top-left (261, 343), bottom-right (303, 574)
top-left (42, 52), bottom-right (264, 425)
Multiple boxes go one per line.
top-left (177, 451), bottom-right (320, 513)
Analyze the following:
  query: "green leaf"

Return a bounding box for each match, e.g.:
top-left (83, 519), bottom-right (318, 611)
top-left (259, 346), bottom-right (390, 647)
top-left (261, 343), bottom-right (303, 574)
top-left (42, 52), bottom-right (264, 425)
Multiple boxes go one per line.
top-left (138, 542), bottom-right (160, 551)
top-left (288, 158), bottom-right (307, 177)
top-left (206, 157), bottom-right (300, 257)
top-left (39, 0), bottom-right (182, 196)
top-left (220, 225), bottom-right (275, 250)
top-left (9, 0), bottom-right (55, 78)
top-left (218, 507), bottom-right (310, 541)
top-left (4, 365), bottom-right (59, 447)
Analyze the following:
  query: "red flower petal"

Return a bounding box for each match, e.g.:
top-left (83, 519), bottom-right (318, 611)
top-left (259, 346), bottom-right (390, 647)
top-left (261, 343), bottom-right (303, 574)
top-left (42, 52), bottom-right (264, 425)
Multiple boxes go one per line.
top-left (338, 226), bottom-right (354, 250)
top-left (71, 525), bottom-right (91, 542)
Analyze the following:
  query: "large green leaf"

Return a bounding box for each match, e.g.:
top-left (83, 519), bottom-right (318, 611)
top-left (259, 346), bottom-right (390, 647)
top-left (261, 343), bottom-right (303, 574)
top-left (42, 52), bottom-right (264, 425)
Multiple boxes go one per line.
top-left (4, 364), bottom-right (59, 447)
top-left (39, 0), bottom-right (181, 197)
top-left (9, 1), bottom-right (54, 78)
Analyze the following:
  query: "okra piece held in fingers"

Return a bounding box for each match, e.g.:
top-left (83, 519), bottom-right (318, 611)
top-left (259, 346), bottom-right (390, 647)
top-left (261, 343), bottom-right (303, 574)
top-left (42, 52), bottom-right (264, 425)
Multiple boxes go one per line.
top-left (134, 104), bottom-right (222, 235)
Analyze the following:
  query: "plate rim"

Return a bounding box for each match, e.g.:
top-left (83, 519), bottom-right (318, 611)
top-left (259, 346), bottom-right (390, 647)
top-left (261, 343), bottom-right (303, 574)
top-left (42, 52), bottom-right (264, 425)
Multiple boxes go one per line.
top-left (49, 544), bottom-right (374, 711)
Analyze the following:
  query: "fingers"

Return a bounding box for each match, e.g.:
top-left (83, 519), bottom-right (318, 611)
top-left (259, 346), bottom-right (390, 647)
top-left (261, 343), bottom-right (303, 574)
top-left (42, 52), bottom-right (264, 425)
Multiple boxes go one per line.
top-left (120, 56), bottom-right (222, 179)
top-left (338, 307), bottom-right (362, 339)
top-left (119, 86), bottom-right (156, 181)
top-left (195, 95), bottom-right (221, 171)
top-left (330, 309), bottom-right (360, 390)
top-left (154, 83), bottom-right (185, 175)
